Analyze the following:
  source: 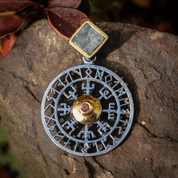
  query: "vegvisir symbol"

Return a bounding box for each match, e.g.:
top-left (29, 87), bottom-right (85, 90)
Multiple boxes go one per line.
top-left (41, 65), bottom-right (134, 156)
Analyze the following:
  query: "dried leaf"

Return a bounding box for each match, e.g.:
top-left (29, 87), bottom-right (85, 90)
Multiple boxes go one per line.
top-left (45, 7), bottom-right (89, 39)
top-left (0, 0), bottom-right (37, 13)
top-left (47, 0), bottom-right (81, 8)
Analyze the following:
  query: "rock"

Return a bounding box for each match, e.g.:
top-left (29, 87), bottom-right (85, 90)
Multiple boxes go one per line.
top-left (0, 19), bottom-right (178, 178)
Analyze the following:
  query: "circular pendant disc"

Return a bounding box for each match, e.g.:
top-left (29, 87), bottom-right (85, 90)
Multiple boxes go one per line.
top-left (41, 65), bottom-right (134, 156)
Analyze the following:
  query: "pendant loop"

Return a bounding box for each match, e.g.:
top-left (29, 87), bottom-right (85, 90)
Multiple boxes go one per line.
top-left (83, 56), bottom-right (96, 64)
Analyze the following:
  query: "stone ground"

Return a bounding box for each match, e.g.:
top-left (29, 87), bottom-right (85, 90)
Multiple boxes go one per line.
top-left (0, 20), bottom-right (178, 178)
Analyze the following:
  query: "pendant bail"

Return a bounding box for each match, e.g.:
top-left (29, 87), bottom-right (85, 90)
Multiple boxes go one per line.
top-left (83, 56), bottom-right (96, 64)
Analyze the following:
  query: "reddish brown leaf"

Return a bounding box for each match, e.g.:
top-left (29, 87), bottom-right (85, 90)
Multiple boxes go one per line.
top-left (47, 0), bottom-right (81, 8)
top-left (0, 10), bottom-right (33, 39)
top-left (0, 0), bottom-right (37, 13)
top-left (45, 7), bottom-right (89, 39)
top-left (0, 34), bottom-right (17, 59)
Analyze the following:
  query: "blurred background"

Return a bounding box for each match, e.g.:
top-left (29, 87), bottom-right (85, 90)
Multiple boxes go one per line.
top-left (87, 0), bottom-right (177, 35)
top-left (0, 0), bottom-right (178, 177)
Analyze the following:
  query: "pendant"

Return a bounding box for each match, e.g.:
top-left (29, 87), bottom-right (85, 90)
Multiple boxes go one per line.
top-left (41, 21), bottom-right (134, 156)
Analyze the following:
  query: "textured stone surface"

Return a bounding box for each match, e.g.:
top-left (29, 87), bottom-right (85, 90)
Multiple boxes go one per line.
top-left (0, 19), bottom-right (178, 178)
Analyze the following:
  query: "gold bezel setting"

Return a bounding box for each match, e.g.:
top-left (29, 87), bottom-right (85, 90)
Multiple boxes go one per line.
top-left (72, 95), bottom-right (102, 125)
top-left (69, 21), bottom-right (108, 58)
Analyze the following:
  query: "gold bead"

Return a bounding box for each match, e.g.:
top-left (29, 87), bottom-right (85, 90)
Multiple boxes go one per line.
top-left (72, 95), bottom-right (102, 124)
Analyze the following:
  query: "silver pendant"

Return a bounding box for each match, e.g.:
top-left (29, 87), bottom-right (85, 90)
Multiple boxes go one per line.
top-left (41, 57), bottom-right (134, 156)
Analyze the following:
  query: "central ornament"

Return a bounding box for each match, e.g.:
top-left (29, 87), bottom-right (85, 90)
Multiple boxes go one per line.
top-left (72, 95), bottom-right (102, 124)
top-left (81, 103), bottom-right (90, 113)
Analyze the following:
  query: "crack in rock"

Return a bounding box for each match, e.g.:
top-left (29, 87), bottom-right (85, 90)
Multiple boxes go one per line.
top-left (25, 85), bottom-right (40, 103)
top-left (84, 158), bottom-right (95, 178)
top-left (0, 68), bottom-right (34, 85)
top-left (137, 122), bottom-right (178, 143)
top-left (63, 169), bottom-right (70, 175)
top-left (92, 157), bottom-right (114, 178)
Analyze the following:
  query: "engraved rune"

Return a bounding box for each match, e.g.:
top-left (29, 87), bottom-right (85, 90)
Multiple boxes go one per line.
top-left (119, 119), bottom-right (129, 126)
top-left (53, 131), bottom-right (65, 143)
top-left (46, 96), bottom-right (56, 102)
top-left (120, 98), bottom-right (130, 106)
top-left (65, 73), bottom-right (73, 84)
top-left (45, 113), bottom-right (56, 126)
top-left (110, 135), bottom-right (120, 145)
top-left (85, 68), bottom-right (92, 78)
top-left (64, 139), bottom-right (71, 147)
top-left (45, 104), bottom-right (55, 112)
top-left (49, 124), bottom-right (57, 131)
top-left (120, 109), bottom-right (130, 114)
top-left (58, 79), bottom-right (65, 87)
top-left (62, 119), bottom-right (77, 135)
top-left (73, 69), bottom-right (82, 78)
top-left (95, 68), bottom-right (104, 80)
top-left (82, 80), bottom-right (95, 95)
top-left (101, 137), bottom-right (107, 149)
top-left (98, 87), bottom-right (112, 100)
top-left (81, 143), bottom-right (90, 153)
top-left (50, 88), bottom-right (60, 95)
top-left (115, 87), bottom-right (126, 97)
top-left (58, 103), bottom-right (71, 116)
top-left (93, 142), bottom-right (102, 152)
top-left (116, 126), bottom-right (125, 134)
top-left (103, 103), bottom-right (117, 120)
top-left (112, 81), bottom-right (120, 89)
top-left (105, 74), bottom-right (112, 83)
top-left (96, 121), bottom-right (111, 135)
top-left (63, 85), bottom-right (77, 100)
